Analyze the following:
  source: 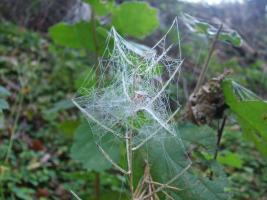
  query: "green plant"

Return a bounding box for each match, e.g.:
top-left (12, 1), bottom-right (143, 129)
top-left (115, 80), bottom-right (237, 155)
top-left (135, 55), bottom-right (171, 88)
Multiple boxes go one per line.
top-left (46, 3), bottom-right (267, 200)
top-left (68, 17), bottom-right (232, 199)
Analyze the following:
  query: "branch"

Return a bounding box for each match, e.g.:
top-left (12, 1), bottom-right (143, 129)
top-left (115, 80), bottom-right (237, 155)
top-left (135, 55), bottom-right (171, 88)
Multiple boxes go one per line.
top-left (194, 24), bottom-right (223, 93)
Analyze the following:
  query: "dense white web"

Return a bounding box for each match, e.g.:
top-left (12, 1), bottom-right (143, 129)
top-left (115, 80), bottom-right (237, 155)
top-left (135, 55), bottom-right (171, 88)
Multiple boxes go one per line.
top-left (72, 18), bottom-right (192, 198)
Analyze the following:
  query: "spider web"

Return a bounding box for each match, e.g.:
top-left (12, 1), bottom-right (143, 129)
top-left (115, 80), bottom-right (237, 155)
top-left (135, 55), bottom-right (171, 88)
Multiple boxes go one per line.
top-left (72, 18), bottom-right (192, 198)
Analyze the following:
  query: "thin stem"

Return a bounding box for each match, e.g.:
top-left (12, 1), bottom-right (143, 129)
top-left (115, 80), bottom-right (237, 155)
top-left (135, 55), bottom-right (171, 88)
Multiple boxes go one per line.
top-left (145, 180), bottom-right (183, 191)
top-left (162, 190), bottom-right (175, 200)
top-left (142, 164), bottom-right (191, 199)
top-left (132, 107), bottom-right (180, 151)
top-left (4, 91), bottom-right (23, 164)
top-left (94, 172), bottom-right (100, 200)
top-left (148, 60), bottom-right (183, 105)
top-left (70, 190), bottom-right (82, 200)
top-left (194, 24), bottom-right (223, 93)
top-left (126, 131), bottom-right (134, 197)
top-left (96, 144), bottom-right (129, 175)
top-left (91, 10), bottom-right (99, 64)
top-left (214, 116), bottom-right (227, 160)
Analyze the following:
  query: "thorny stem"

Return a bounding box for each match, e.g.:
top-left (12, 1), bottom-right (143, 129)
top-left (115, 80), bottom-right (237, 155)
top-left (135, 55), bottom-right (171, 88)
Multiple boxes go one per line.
top-left (194, 24), bottom-right (223, 93)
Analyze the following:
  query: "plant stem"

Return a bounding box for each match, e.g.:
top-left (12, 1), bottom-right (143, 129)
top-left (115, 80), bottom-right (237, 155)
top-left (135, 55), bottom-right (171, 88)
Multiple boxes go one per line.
top-left (91, 10), bottom-right (100, 74)
top-left (209, 116), bottom-right (227, 180)
top-left (4, 90), bottom-right (23, 164)
top-left (214, 116), bottom-right (227, 160)
top-left (94, 172), bottom-right (100, 200)
top-left (91, 9), bottom-right (101, 200)
top-left (1, 76), bottom-right (24, 200)
top-left (194, 24), bottom-right (223, 93)
top-left (126, 131), bottom-right (134, 198)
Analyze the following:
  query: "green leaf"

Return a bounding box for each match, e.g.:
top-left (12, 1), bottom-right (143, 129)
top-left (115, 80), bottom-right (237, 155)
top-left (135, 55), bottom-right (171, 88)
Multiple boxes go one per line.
top-left (178, 123), bottom-right (217, 154)
top-left (74, 68), bottom-right (97, 91)
top-left (58, 120), bottom-right (80, 138)
top-left (137, 129), bottom-right (230, 200)
top-left (217, 151), bottom-right (243, 169)
top-left (11, 187), bottom-right (35, 200)
top-left (0, 86), bottom-right (11, 97)
top-left (0, 99), bottom-right (9, 110)
top-left (0, 111), bottom-right (4, 129)
top-left (71, 122), bottom-right (120, 172)
top-left (222, 80), bottom-right (267, 158)
top-left (46, 99), bottom-right (74, 114)
top-left (219, 31), bottom-right (242, 46)
top-left (183, 14), bottom-right (242, 46)
top-left (222, 80), bottom-right (267, 139)
top-left (100, 190), bottom-right (128, 200)
top-left (112, 2), bottom-right (159, 38)
top-left (86, 0), bottom-right (114, 16)
top-left (221, 80), bottom-right (237, 104)
top-left (49, 22), bottom-right (105, 51)
top-left (195, 22), bottom-right (210, 34)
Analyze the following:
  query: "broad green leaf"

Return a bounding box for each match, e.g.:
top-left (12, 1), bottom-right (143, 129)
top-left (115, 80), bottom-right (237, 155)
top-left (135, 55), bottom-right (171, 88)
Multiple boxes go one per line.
top-left (71, 122), bottom-right (120, 172)
top-left (137, 129), bottom-right (230, 200)
top-left (74, 68), bottom-right (97, 91)
top-left (222, 80), bottom-right (267, 158)
top-left (217, 151), bottom-right (243, 169)
top-left (0, 86), bottom-right (11, 97)
top-left (58, 120), bottom-right (80, 138)
top-left (11, 187), bottom-right (35, 200)
top-left (112, 2), bottom-right (159, 38)
top-left (46, 99), bottom-right (74, 114)
top-left (100, 190), bottom-right (128, 200)
top-left (183, 13), bottom-right (242, 46)
top-left (222, 80), bottom-right (237, 104)
top-left (49, 22), bottom-right (94, 50)
top-left (219, 32), bottom-right (242, 46)
top-left (0, 99), bottom-right (9, 110)
top-left (239, 117), bottom-right (267, 159)
top-left (86, 0), bottom-right (114, 16)
top-left (222, 80), bottom-right (267, 139)
top-left (195, 22), bottom-right (210, 34)
top-left (174, 161), bottom-right (230, 200)
top-left (178, 123), bottom-right (216, 154)
top-left (49, 22), bottom-right (107, 51)
top-left (233, 101), bottom-right (267, 141)
top-left (202, 150), bottom-right (244, 169)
